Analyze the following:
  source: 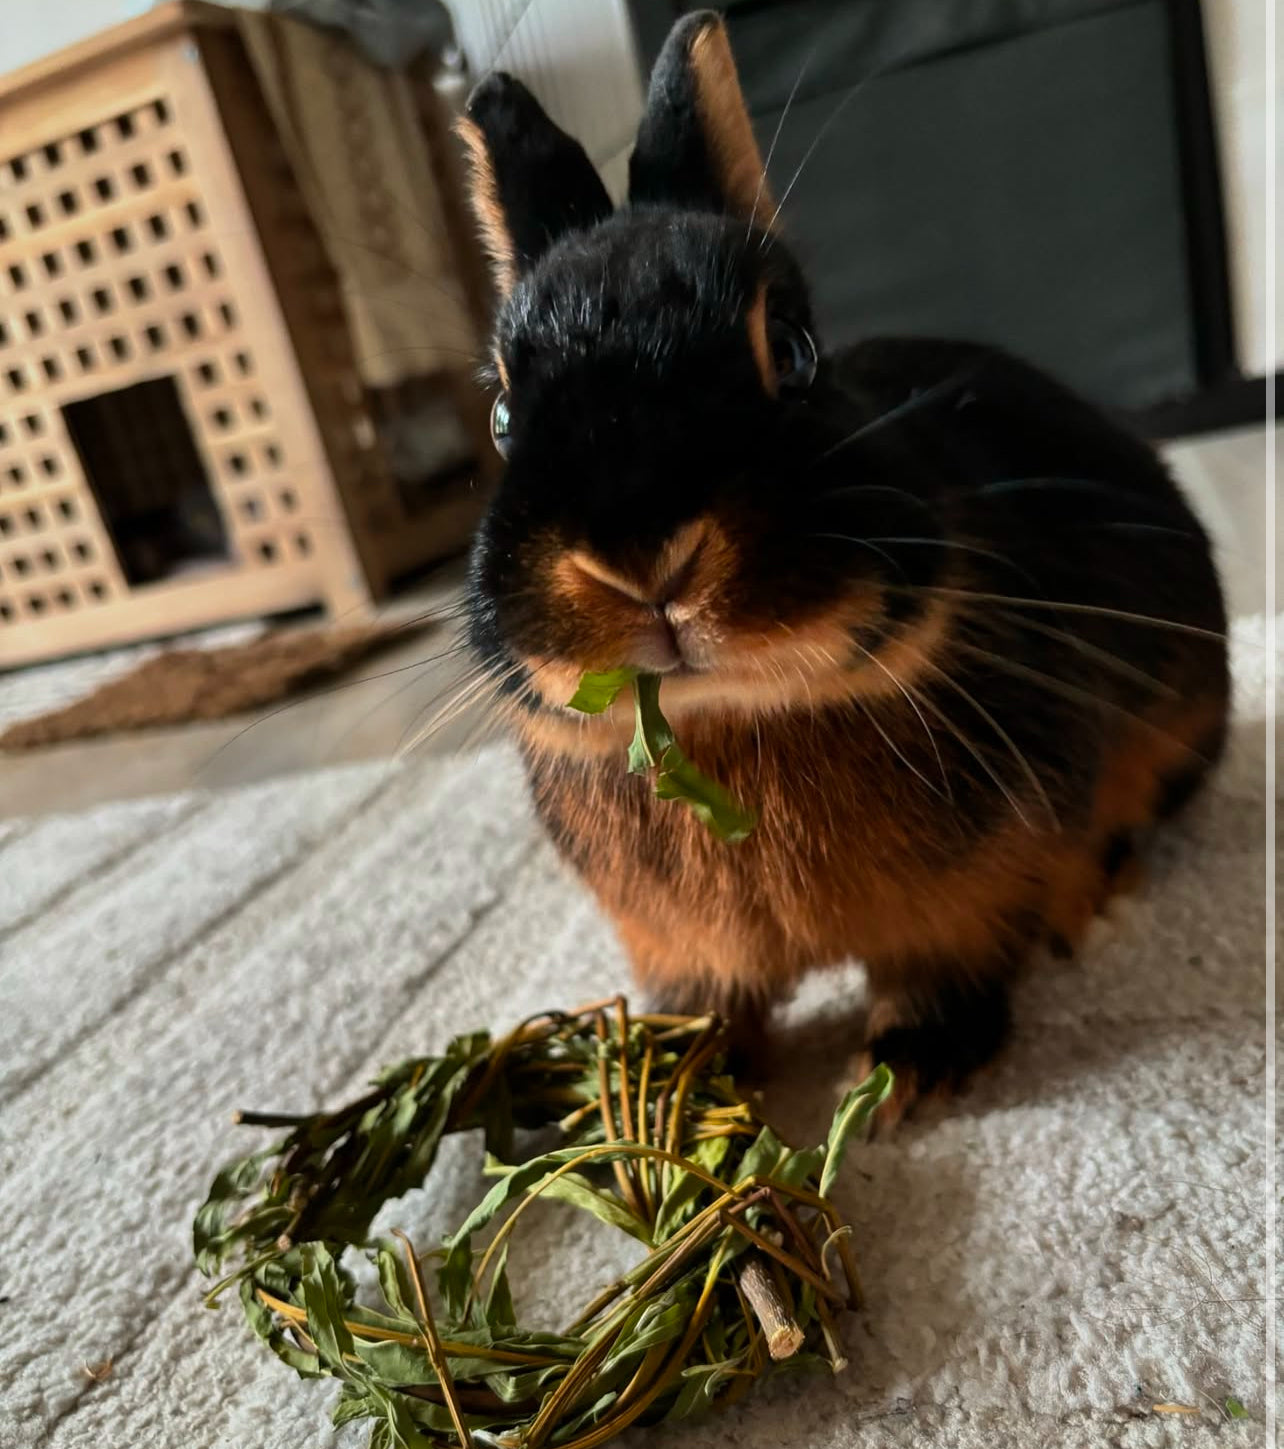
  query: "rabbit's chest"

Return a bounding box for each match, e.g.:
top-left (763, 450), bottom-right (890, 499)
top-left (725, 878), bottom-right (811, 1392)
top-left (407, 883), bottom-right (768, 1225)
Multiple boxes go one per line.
top-left (522, 712), bottom-right (1008, 966)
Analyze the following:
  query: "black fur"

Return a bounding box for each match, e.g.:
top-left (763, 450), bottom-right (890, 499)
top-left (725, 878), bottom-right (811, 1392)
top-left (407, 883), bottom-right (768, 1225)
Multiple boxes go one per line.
top-left (460, 14), bottom-right (1231, 1108)
top-left (630, 12), bottom-right (735, 216)
top-left (867, 977), bottom-right (1013, 1099)
top-left (464, 73), bottom-right (612, 278)
top-left (467, 206), bottom-right (824, 678)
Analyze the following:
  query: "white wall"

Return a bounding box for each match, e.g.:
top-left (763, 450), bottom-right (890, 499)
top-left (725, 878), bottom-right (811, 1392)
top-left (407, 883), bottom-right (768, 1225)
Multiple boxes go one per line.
top-left (2, 3), bottom-right (152, 76)
top-left (443, 0), bottom-right (644, 198)
top-left (1200, 0), bottom-right (1281, 378)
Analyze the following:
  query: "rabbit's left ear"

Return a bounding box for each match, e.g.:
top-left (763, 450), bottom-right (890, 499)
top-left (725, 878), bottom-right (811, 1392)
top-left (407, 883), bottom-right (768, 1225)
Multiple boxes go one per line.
top-left (458, 74), bottom-right (613, 298)
top-left (629, 12), bottom-right (773, 230)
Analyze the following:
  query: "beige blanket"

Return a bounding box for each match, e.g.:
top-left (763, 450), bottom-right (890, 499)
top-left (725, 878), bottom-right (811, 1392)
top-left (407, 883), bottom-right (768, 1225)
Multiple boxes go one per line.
top-left (237, 11), bottom-right (479, 389)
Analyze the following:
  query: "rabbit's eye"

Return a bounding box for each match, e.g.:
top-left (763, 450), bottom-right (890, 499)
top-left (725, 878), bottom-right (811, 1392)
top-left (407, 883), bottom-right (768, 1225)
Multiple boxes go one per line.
top-left (769, 320), bottom-right (817, 393)
top-left (490, 394), bottom-right (513, 458)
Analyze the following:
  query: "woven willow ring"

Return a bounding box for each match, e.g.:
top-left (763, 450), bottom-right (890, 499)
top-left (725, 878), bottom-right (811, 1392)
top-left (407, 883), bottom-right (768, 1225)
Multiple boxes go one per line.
top-left (196, 999), bottom-right (891, 1448)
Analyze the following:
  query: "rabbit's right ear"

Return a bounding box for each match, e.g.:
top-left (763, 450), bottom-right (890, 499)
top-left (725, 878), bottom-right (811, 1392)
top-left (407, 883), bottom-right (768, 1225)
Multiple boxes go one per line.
top-left (458, 74), bottom-right (613, 299)
top-left (629, 12), bottom-right (773, 229)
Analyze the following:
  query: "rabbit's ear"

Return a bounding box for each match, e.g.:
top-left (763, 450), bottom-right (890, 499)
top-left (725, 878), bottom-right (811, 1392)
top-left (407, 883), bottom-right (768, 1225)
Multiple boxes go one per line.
top-left (458, 74), bottom-right (612, 298)
top-left (629, 12), bottom-right (773, 229)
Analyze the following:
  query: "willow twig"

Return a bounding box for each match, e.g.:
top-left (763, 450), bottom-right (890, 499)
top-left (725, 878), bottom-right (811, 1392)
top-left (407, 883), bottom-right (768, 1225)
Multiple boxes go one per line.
top-left (737, 1254), bottom-right (804, 1360)
top-left (393, 1229), bottom-right (473, 1448)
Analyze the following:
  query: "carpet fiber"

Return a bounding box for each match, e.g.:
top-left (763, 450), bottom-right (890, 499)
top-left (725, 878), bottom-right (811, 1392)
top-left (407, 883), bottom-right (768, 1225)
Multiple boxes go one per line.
top-left (0, 617), bottom-right (1273, 1448)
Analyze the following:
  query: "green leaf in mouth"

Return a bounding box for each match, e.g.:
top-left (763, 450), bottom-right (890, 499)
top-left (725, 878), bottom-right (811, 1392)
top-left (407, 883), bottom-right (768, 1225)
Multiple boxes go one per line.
top-left (569, 669), bottom-right (758, 842)
top-left (565, 667), bottom-right (640, 714)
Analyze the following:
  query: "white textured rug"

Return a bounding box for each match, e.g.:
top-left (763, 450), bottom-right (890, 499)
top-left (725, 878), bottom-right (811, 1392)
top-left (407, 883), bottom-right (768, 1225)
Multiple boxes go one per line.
top-left (1, 618), bottom-right (1275, 1449)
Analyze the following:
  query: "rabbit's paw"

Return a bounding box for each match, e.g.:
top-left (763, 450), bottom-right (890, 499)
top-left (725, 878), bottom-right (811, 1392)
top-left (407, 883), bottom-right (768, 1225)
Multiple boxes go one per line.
top-left (855, 979), bottom-right (1010, 1131)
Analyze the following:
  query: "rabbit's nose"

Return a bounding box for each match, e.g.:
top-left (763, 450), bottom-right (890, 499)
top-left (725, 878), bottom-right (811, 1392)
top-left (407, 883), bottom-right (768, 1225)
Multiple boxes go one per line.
top-left (629, 614), bottom-right (684, 673)
top-left (560, 553), bottom-right (684, 670)
top-left (566, 521), bottom-right (708, 608)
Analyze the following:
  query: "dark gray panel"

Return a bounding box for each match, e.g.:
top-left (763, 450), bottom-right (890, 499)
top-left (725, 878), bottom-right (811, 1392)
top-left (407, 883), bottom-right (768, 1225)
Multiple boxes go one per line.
top-left (723, 0), bottom-right (1139, 110)
top-left (635, 0), bottom-right (1140, 84)
top-left (738, 2), bottom-right (1195, 407)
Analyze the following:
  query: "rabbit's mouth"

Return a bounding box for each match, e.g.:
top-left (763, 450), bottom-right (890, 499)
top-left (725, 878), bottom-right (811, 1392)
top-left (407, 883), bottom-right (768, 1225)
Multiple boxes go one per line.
top-left (476, 507), bottom-right (954, 740)
top-left (499, 581), bottom-right (957, 767)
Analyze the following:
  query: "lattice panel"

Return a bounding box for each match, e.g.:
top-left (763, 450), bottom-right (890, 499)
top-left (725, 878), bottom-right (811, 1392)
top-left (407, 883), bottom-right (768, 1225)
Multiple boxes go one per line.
top-left (0, 90), bottom-right (317, 633)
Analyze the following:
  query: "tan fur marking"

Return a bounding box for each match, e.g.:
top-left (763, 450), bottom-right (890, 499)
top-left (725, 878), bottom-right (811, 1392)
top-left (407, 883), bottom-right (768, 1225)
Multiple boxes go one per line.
top-left (1043, 693), bottom-right (1224, 954)
top-left (511, 607), bottom-right (959, 766)
top-left (1092, 693), bottom-right (1224, 834)
top-left (554, 521), bottom-right (711, 614)
top-left (689, 20), bottom-right (776, 230)
top-left (654, 519), bottom-right (710, 599)
top-left (1042, 843), bottom-right (1108, 956)
top-left (746, 285), bottom-right (777, 396)
top-left (455, 116), bottom-right (518, 297)
top-left (526, 705), bottom-right (1062, 1010)
top-left (563, 551), bottom-right (653, 605)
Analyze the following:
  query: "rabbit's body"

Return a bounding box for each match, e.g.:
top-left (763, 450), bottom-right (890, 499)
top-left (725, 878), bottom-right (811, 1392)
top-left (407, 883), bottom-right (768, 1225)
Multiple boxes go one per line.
top-left (459, 14), bottom-right (1228, 1112)
top-left (517, 336), bottom-right (1227, 1095)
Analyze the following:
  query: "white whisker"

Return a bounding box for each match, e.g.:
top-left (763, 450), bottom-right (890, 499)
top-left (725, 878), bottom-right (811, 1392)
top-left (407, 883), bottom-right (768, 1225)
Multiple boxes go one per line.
top-left (745, 48), bottom-right (815, 245)
top-left (844, 636), bottom-right (952, 801)
top-left (814, 368), bottom-right (977, 460)
top-left (952, 640), bottom-right (1214, 764)
top-left (919, 587), bottom-right (1228, 642)
top-left (865, 536), bottom-right (1044, 593)
top-left (992, 609), bottom-right (1179, 699)
top-left (760, 76), bottom-right (873, 243)
top-left (913, 652), bottom-right (1059, 832)
top-left (807, 532), bottom-right (910, 581)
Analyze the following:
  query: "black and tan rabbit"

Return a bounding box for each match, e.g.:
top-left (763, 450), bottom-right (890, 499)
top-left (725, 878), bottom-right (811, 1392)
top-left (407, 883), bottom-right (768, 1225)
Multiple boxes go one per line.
top-left (457, 12), bottom-right (1228, 1118)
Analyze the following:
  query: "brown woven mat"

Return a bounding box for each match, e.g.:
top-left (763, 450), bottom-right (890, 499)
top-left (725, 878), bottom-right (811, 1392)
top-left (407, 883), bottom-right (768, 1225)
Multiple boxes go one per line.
top-left (0, 621), bottom-right (428, 750)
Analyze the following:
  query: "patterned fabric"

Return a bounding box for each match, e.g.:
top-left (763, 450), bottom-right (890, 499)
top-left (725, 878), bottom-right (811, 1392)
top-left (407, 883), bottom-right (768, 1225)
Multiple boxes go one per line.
top-left (267, 0), bottom-right (455, 69)
top-left (237, 10), bottom-right (480, 389)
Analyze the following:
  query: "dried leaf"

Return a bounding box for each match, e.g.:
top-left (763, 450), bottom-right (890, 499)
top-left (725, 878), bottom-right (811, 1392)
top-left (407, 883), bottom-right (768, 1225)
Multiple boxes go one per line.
top-left (666, 1360), bottom-right (742, 1420)
top-left (333, 1386), bottom-right (378, 1428)
top-left (819, 1065), bottom-right (894, 1199)
top-left (600, 1293), bottom-right (692, 1374)
top-left (240, 1276), bottom-right (323, 1379)
top-left (486, 1156), bottom-right (652, 1245)
top-left (734, 1125), bottom-right (787, 1185)
top-left (484, 1239), bottom-right (517, 1331)
top-left (192, 1146), bottom-right (278, 1274)
top-left (375, 1246), bottom-right (416, 1323)
top-left (654, 1134), bottom-right (730, 1241)
top-left (300, 1244), bottom-right (355, 1371)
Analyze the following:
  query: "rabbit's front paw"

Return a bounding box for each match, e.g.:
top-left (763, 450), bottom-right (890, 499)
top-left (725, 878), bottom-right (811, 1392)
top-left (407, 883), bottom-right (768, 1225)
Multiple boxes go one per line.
top-left (855, 979), bottom-right (1010, 1130)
